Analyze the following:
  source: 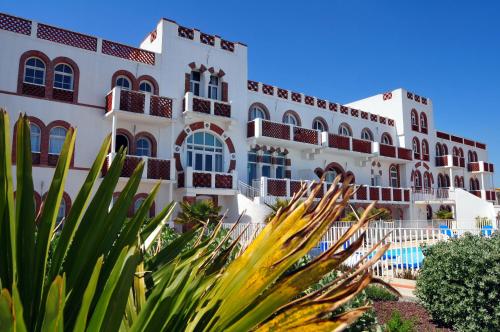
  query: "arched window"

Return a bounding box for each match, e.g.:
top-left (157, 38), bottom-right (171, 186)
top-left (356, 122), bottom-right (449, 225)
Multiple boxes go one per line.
top-left (454, 176), bottom-right (461, 188)
top-left (411, 109), bottom-right (418, 129)
top-left (208, 75), bottom-right (219, 100)
top-left (134, 197), bottom-right (145, 213)
top-left (56, 199), bottom-right (66, 225)
top-left (442, 144), bottom-right (448, 155)
top-left (136, 137), bottom-right (151, 157)
top-left (324, 163), bottom-right (344, 183)
top-left (414, 171), bottom-right (422, 189)
top-left (190, 71), bottom-right (201, 96)
top-left (422, 139), bottom-right (429, 158)
top-left (24, 57), bottom-right (46, 85)
top-left (423, 172), bottom-right (431, 189)
top-left (436, 143), bottom-right (443, 156)
top-left (361, 128), bottom-right (374, 141)
top-left (381, 133), bottom-right (393, 145)
top-left (420, 113), bottom-right (428, 131)
top-left (458, 148), bottom-right (464, 158)
top-left (115, 134), bottom-right (129, 152)
top-left (139, 81), bottom-right (153, 93)
top-left (444, 175), bottom-right (450, 188)
top-left (186, 132), bottom-right (223, 172)
top-left (468, 150), bottom-right (474, 163)
top-left (283, 112), bottom-right (298, 126)
top-left (53, 63), bottom-right (73, 90)
top-left (116, 76), bottom-right (131, 91)
top-left (49, 127), bottom-right (67, 155)
top-left (338, 123), bottom-right (352, 137)
top-left (312, 119), bottom-right (326, 132)
top-left (30, 124), bottom-right (41, 153)
top-left (249, 105), bottom-right (267, 120)
top-left (412, 137), bottom-right (420, 159)
top-left (469, 178), bottom-right (479, 191)
top-left (472, 151), bottom-right (478, 162)
top-left (452, 147), bottom-right (459, 157)
top-left (389, 166), bottom-right (399, 187)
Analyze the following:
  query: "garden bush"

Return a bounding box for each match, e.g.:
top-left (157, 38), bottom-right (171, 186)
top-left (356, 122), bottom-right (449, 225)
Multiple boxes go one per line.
top-left (364, 285), bottom-right (398, 302)
top-left (384, 310), bottom-right (416, 332)
top-left (416, 233), bottom-right (500, 331)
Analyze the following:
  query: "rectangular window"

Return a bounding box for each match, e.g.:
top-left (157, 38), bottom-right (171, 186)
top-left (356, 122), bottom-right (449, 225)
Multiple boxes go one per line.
top-left (208, 75), bottom-right (219, 100)
top-left (205, 154), bottom-right (213, 172)
top-left (215, 155), bottom-right (223, 172)
top-left (276, 166), bottom-right (284, 179)
top-left (248, 163), bottom-right (257, 183)
top-left (194, 153), bottom-right (203, 170)
top-left (372, 175), bottom-right (381, 187)
top-left (262, 165), bottom-right (271, 177)
top-left (190, 71), bottom-right (201, 96)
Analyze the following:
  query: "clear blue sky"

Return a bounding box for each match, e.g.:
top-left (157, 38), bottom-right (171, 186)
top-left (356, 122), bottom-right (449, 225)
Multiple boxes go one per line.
top-left (2, 0), bottom-right (499, 184)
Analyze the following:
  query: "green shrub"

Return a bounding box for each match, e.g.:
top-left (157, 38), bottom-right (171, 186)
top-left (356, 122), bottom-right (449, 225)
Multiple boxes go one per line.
top-left (365, 285), bottom-right (398, 302)
top-left (385, 310), bottom-right (416, 332)
top-left (434, 209), bottom-right (453, 220)
top-left (416, 234), bottom-right (500, 331)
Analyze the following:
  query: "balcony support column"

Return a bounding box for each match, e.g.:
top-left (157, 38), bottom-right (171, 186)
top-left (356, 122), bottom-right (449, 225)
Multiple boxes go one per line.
top-left (144, 93), bottom-right (151, 115)
top-left (186, 167), bottom-right (193, 188)
top-left (449, 168), bottom-right (454, 189)
top-left (285, 178), bottom-right (291, 197)
top-left (110, 114), bottom-right (117, 155)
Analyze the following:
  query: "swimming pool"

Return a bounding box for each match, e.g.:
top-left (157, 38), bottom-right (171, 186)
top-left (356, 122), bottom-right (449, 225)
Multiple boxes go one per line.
top-left (379, 246), bottom-right (424, 269)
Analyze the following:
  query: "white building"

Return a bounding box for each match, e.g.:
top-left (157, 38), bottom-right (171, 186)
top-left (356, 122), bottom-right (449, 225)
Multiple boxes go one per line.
top-left (0, 12), bottom-right (496, 228)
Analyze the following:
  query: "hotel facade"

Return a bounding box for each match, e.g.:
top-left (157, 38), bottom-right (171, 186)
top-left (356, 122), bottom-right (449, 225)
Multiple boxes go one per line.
top-left (0, 12), bottom-right (497, 228)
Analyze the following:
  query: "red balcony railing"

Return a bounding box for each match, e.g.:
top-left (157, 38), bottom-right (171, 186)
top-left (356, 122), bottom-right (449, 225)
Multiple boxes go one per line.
top-left (184, 92), bottom-right (231, 118)
top-left (262, 120), bottom-right (290, 140)
top-left (380, 144), bottom-right (396, 158)
top-left (293, 127), bottom-right (319, 145)
top-left (179, 167), bottom-right (237, 190)
top-left (102, 155), bottom-right (173, 180)
top-left (352, 138), bottom-right (372, 154)
top-left (397, 147), bottom-right (413, 160)
top-left (328, 134), bottom-right (350, 150)
top-left (468, 161), bottom-right (495, 173)
top-left (105, 87), bottom-right (172, 119)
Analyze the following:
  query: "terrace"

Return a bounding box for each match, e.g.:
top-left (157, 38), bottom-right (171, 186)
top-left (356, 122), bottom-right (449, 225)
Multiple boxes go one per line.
top-left (183, 92), bottom-right (235, 127)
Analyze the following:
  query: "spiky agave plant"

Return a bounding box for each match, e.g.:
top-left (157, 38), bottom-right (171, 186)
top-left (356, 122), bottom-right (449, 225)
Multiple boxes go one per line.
top-left (0, 109), bottom-right (396, 332)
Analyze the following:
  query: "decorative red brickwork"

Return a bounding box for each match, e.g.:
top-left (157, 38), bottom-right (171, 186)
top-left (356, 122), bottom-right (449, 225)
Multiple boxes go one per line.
top-left (0, 12), bottom-right (31, 35)
top-left (178, 26), bottom-right (194, 39)
top-left (267, 179), bottom-right (287, 197)
top-left (214, 102), bottom-right (231, 117)
top-left (293, 127), bottom-right (318, 145)
top-left (397, 147), bottom-right (413, 161)
top-left (37, 23), bottom-right (97, 51)
top-left (304, 96), bottom-right (314, 106)
top-left (380, 144), bottom-right (396, 158)
top-left (340, 106), bottom-right (349, 115)
top-left (317, 99), bottom-right (326, 109)
top-left (381, 188), bottom-right (391, 201)
top-left (369, 187), bottom-right (379, 200)
top-left (388, 119), bottom-right (394, 126)
top-left (329, 102), bottom-right (337, 111)
top-left (150, 95), bottom-right (173, 118)
top-left (277, 88), bottom-right (288, 99)
top-left (291, 92), bottom-right (302, 103)
top-left (215, 174), bottom-right (232, 188)
top-left (147, 159), bottom-right (170, 180)
top-left (193, 172), bottom-right (212, 187)
top-left (328, 134), bottom-right (350, 150)
top-left (120, 90), bottom-right (145, 113)
top-left (379, 116), bottom-right (386, 124)
top-left (200, 32), bottom-right (215, 45)
top-left (370, 114), bottom-right (378, 122)
top-left (247, 121), bottom-right (255, 138)
top-left (361, 111), bottom-right (368, 119)
top-left (382, 92), bottom-right (392, 100)
top-left (262, 121), bottom-right (290, 140)
top-left (193, 97), bottom-right (210, 113)
top-left (102, 40), bottom-right (155, 65)
top-left (350, 109), bottom-right (359, 117)
top-left (247, 80), bottom-right (258, 91)
top-left (356, 186), bottom-right (368, 200)
top-left (220, 39), bottom-right (235, 52)
top-left (262, 84), bottom-right (274, 95)
top-left (210, 123), bottom-right (225, 136)
top-left (352, 138), bottom-right (371, 154)
top-left (392, 188), bottom-right (402, 201)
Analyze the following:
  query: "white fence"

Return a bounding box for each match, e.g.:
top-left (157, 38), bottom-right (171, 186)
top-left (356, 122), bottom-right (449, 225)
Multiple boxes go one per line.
top-left (222, 222), bottom-right (495, 278)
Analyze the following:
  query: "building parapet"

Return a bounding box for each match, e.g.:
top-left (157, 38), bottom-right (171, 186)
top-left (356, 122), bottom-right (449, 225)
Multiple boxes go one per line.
top-left (0, 12), bottom-right (156, 65)
top-left (247, 80), bottom-right (396, 128)
top-left (436, 130), bottom-right (486, 150)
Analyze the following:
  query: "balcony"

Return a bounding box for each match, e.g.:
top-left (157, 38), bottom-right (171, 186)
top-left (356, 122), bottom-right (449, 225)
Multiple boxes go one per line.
top-left (105, 87), bottom-right (173, 124)
top-left (469, 190), bottom-right (496, 201)
top-left (435, 155), bottom-right (465, 168)
top-left (247, 118), bottom-right (321, 150)
top-left (178, 167), bottom-right (238, 195)
top-left (183, 92), bottom-right (234, 127)
top-left (372, 143), bottom-right (413, 163)
top-left (253, 177), bottom-right (411, 204)
top-left (468, 161), bottom-right (495, 173)
top-left (412, 189), bottom-right (453, 203)
top-left (102, 154), bottom-right (174, 181)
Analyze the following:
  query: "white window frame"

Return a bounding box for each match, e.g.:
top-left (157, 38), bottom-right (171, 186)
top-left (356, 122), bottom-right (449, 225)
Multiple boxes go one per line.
top-left (381, 134), bottom-right (392, 145)
top-left (53, 63), bottom-right (74, 91)
top-left (312, 119), bottom-right (325, 132)
top-left (136, 137), bottom-right (152, 157)
top-left (207, 75), bottom-right (219, 100)
top-left (30, 124), bottom-right (41, 153)
top-left (186, 132), bottom-right (224, 172)
top-left (24, 57), bottom-right (46, 86)
top-left (190, 71), bottom-right (201, 96)
top-left (116, 76), bottom-right (131, 91)
top-left (390, 166), bottom-right (398, 187)
top-left (139, 81), bottom-right (153, 93)
top-left (361, 128), bottom-right (374, 141)
top-left (283, 113), bottom-right (297, 126)
top-left (48, 127), bottom-right (67, 155)
top-left (338, 124), bottom-right (352, 137)
top-left (250, 106), bottom-right (266, 120)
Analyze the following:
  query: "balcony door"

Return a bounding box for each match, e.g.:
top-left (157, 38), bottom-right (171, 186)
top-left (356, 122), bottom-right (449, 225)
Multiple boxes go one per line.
top-left (186, 132), bottom-right (223, 172)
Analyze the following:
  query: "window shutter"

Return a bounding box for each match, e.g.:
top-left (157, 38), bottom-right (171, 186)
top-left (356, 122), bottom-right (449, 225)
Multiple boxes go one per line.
top-left (184, 73), bottom-right (190, 93)
top-left (221, 82), bottom-right (228, 102)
